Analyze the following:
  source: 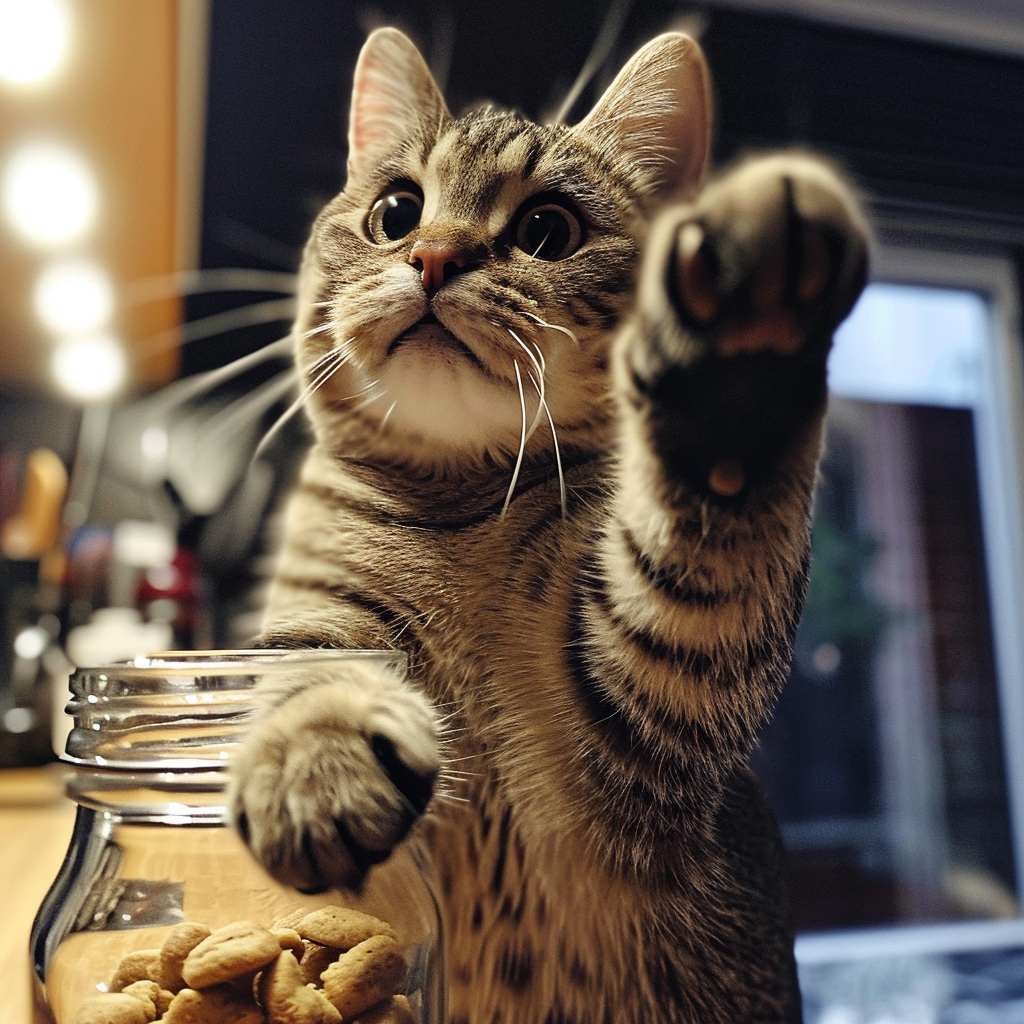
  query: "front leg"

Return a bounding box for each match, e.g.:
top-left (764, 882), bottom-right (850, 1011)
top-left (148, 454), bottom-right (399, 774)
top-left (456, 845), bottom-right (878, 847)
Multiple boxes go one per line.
top-left (588, 154), bottom-right (868, 840)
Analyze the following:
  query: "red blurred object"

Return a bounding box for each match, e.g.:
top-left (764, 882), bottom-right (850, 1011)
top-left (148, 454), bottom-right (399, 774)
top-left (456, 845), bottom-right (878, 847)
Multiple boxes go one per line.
top-left (137, 546), bottom-right (204, 647)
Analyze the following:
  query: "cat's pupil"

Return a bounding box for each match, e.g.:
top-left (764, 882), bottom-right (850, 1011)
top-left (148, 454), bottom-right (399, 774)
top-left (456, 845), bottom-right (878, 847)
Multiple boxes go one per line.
top-left (367, 190), bottom-right (423, 243)
top-left (515, 203), bottom-right (582, 261)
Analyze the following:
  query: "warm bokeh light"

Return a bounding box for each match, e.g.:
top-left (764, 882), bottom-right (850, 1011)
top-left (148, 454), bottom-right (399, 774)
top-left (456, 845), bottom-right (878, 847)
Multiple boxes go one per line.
top-left (51, 333), bottom-right (126, 402)
top-left (0, 0), bottom-right (72, 88)
top-left (1, 140), bottom-right (98, 248)
top-left (33, 258), bottom-right (115, 334)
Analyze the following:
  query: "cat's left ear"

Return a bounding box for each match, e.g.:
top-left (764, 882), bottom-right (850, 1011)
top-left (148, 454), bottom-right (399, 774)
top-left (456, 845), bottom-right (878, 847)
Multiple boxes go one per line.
top-left (574, 33), bottom-right (711, 204)
top-left (347, 28), bottom-right (450, 180)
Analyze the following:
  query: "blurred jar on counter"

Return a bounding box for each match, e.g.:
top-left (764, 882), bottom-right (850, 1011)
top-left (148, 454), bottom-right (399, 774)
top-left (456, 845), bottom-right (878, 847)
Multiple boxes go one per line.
top-left (31, 650), bottom-right (445, 1024)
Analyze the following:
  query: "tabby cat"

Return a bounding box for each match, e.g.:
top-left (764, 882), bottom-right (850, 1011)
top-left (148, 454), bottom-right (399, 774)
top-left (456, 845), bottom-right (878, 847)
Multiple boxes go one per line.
top-left (229, 26), bottom-right (868, 1024)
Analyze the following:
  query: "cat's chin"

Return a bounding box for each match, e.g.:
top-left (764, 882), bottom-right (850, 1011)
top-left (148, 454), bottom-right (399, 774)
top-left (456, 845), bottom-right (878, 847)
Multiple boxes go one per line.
top-left (364, 333), bottom-right (524, 453)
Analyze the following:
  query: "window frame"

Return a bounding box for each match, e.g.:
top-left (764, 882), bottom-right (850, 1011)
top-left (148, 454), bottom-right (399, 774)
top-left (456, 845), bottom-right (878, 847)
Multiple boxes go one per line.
top-left (794, 240), bottom-right (1024, 966)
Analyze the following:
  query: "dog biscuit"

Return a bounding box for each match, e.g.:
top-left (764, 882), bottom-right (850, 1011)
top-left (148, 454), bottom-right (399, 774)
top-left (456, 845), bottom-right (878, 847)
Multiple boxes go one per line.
top-left (121, 979), bottom-right (173, 1018)
top-left (320, 934), bottom-right (407, 1018)
top-left (108, 949), bottom-right (161, 992)
top-left (257, 950), bottom-right (342, 1024)
top-left (298, 941), bottom-right (339, 987)
top-left (294, 906), bottom-right (395, 950)
top-left (70, 992), bottom-right (153, 1024)
top-left (182, 920), bottom-right (282, 989)
top-left (271, 927), bottom-right (305, 955)
top-left (163, 985), bottom-right (264, 1024)
top-left (66, 909), bottom-right (419, 1023)
top-left (160, 922), bottom-right (213, 992)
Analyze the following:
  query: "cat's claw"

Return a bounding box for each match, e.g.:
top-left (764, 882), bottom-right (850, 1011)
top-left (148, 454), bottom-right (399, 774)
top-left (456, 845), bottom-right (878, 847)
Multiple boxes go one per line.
top-left (228, 668), bottom-right (439, 893)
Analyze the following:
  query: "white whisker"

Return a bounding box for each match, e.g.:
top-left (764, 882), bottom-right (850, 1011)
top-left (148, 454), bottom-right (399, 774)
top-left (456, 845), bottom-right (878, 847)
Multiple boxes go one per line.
top-left (146, 336), bottom-right (295, 413)
top-left (379, 400), bottom-right (399, 431)
top-left (252, 399), bottom-right (316, 461)
top-left (509, 330), bottom-right (565, 514)
top-left (506, 327), bottom-right (543, 377)
top-left (502, 360), bottom-right (529, 516)
top-left (523, 364), bottom-right (567, 518)
top-left (431, 792), bottom-right (472, 807)
top-left (507, 329), bottom-right (546, 441)
top-left (531, 229), bottom-right (553, 259)
top-left (540, 385), bottom-right (567, 518)
top-left (253, 345), bottom-right (351, 458)
top-left (137, 298), bottom-right (298, 359)
top-left (549, 0), bottom-right (632, 124)
top-left (351, 382), bottom-right (386, 415)
top-left (301, 345), bottom-right (354, 399)
top-left (522, 311), bottom-right (579, 347)
top-left (439, 774), bottom-right (481, 786)
top-left (121, 268), bottom-right (298, 307)
top-left (524, 368), bottom-right (566, 516)
top-left (530, 339), bottom-right (546, 376)
top-left (204, 371), bottom-right (298, 439)
top-left (304, 337), bottom-right (354, 378)
top-left (303, 318), bottom-right (342, 339)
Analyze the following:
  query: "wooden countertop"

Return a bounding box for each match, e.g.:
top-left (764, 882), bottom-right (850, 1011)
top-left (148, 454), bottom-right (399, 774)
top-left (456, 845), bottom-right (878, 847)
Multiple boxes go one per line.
top-left (0, 766), bottom-right (76, 1024)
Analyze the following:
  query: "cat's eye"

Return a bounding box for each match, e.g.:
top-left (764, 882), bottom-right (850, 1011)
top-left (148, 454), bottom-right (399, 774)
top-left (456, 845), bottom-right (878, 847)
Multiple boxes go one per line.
top-left (514, 201), bottom-right (583, 261)
top-left (367, 188), bottom-right (423, 244)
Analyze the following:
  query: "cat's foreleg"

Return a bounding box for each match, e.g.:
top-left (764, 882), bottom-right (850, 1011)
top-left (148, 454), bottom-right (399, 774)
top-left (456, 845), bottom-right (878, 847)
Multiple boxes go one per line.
top-left (593, 153), bottom-right (868, 815)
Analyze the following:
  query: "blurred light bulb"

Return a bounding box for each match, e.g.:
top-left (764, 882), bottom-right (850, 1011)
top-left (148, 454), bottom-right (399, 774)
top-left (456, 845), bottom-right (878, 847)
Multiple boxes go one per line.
top-left (13, 625), bottom-right (48, 660)
top-left (34, 259), bottom-right (114, 334)
top-left (3, 706), bottom-right (36, 733)
top-left (52, 333), bottom-right (126, 402)
top-left (0, 0), bottom-right (71, 88)
top-left (2, 141), bottom-right (98, 248)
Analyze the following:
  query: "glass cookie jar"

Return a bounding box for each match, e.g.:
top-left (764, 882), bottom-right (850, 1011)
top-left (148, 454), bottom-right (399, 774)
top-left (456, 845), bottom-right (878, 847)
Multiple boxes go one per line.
top-left (31, 650), bottom-right (445, 1024)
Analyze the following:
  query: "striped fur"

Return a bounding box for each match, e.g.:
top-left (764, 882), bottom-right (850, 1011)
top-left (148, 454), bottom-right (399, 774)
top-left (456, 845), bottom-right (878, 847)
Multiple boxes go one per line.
top-left (229, 28), bottom-right (869, 1023)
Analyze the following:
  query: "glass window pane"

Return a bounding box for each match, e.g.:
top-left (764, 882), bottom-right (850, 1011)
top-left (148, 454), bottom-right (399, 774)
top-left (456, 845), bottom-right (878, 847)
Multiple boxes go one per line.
top-left (828, 284), bottom-right (989, 408)
top-left (754, 283), bottom-right (1018, 936)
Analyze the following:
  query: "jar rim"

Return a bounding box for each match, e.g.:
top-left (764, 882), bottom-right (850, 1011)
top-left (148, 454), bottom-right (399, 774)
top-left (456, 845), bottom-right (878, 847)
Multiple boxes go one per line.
top-left (70, 648), bottom-right (406, 690)
top-left (63, 648), bottom-right (407, 769)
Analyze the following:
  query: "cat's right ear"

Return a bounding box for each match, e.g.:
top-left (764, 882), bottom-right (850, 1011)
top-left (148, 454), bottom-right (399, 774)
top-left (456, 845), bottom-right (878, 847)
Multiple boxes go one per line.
top-left (574, 33), bottom-right (712, 205)
top-left (347, 28), bottom-right (449, 180)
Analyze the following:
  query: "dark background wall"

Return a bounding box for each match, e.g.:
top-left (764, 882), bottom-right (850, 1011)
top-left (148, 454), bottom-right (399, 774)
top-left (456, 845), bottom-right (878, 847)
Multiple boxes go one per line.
top-left (185, 0), bottom-right (1024, 372)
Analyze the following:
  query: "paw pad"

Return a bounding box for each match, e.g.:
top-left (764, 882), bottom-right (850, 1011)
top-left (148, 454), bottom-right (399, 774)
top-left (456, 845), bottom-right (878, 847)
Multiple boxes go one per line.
top-left (708, 459), bottom-right (745, 497)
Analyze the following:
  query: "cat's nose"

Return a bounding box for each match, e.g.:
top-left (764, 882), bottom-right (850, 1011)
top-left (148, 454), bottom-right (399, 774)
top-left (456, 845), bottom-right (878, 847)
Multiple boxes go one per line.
top-left (408, 241), bottom-right (468, 295)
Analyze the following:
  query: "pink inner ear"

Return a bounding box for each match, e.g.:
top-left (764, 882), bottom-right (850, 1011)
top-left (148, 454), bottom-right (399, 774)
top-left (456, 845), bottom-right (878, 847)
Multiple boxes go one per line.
top-left (351, 91), bottom-right (394, 158)
top-left (346, 29), bottom-right (447, 178)
top-left (349, 54), bottom-right (398, 167)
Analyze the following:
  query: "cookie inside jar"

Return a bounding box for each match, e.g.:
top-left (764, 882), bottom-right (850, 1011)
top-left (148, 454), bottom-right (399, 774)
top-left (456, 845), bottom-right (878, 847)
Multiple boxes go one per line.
top-left (43, 824), bottom-right (438, 1024)
top-left (67, 906), bottom-right (418, 1024)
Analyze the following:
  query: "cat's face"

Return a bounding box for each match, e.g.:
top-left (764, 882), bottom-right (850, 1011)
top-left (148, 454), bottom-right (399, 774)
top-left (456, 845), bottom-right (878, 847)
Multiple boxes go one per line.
top-left (295, 29), bottom-right (712, 474)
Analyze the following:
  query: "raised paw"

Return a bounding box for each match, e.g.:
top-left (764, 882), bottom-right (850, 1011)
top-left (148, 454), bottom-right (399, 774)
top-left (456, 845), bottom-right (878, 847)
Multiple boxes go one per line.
top-left (228, 661), bottom-right (439, 893)
top-left (622, 154), bottom-right (868, 498)
top-left (672, 153), bottom-right (868, 359)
